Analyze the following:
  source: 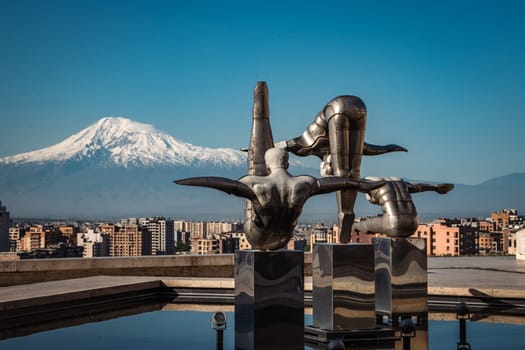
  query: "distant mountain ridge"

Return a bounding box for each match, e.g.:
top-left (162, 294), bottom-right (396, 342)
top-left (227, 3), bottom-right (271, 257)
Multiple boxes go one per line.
top-left (0, 117), bottom-right (523, 220)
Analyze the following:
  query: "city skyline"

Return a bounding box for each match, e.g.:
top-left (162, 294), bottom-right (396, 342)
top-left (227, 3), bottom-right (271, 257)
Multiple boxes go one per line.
top-left (2, 1), bottom-right (524, 185)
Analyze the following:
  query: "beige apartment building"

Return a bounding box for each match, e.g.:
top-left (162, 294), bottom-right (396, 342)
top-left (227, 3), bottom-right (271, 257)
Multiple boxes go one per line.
top-left (9, 227), bottom-right (21, 252)
top-left (20, 226), bottom-right (45, 251)
top-left (234, 232), bottom-right (252, 250)
top-left (188, 221), bottom-right (207, 240)
top-left (206, 221), bottom-right (234, 235)
top-left (508, 231), bottom-right (517, 255)
top-left (491, 209), bottom-right (517, 230)
top-left (478, 220), bottom-right (495, 232)
top-left (478, 232), bottom-right (493, 254)
top-left (99, 224), bottom-right (116, 235)
top-left (309, 224), bottom-right (336, 248)
top-left (108, 225), bottom-right (143, 257)
top-left (192, 238), bottom-right (220, 255)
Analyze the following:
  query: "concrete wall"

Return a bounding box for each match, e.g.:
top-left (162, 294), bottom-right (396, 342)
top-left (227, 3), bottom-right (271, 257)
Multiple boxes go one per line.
top-left (0, 253), bottom-right (313, 286)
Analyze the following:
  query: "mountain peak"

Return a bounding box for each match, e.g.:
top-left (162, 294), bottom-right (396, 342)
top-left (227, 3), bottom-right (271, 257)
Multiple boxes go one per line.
top-left (94, 116), bottom-right (157, 134)
top-left (0, 117), bottom-right (246, 168)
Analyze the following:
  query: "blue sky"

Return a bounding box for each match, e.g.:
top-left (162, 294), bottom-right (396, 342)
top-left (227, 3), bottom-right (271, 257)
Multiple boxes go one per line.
top-left (1, 0), bottom-right (524, 185)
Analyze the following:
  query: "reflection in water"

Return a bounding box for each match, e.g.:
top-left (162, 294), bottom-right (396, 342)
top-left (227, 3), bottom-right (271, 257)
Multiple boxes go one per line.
top-left (2, 304), bottom-right (525, 349)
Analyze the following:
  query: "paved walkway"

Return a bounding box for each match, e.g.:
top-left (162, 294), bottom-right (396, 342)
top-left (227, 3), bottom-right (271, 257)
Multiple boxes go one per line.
top-left (0, 276), bottom-right (162, 312)
top-left (427, 256), bottom-right (525, 298)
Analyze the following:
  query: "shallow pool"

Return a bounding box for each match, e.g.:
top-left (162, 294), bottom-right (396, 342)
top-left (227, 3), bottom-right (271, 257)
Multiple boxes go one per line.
top-left (1, 310), bottom-right (525, 350)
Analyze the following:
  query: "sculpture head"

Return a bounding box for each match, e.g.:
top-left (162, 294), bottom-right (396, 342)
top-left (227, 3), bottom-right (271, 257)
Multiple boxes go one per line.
top-left (265, 147), bottom-right (289, 171)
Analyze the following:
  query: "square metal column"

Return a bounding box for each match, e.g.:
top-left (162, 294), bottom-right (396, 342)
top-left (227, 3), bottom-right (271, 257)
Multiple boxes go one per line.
top-left (373, 237), bottom-right (428, 318)
top-left (235, 250), bottom-right (304, 350)
top-left (312, 243), bottom-right (376, 331)
top-left (392, 237), bottom-right (427, 316)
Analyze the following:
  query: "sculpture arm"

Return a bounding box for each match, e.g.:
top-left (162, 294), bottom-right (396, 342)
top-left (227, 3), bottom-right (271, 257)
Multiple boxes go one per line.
top-left (407, 182), bottom-right (454, 194)
top-left (314, 177), bottom-right (385, 195)
top-left (363, 142), bottom-right (408, 155)
top-left (174, 177), bottom-right (257, 200)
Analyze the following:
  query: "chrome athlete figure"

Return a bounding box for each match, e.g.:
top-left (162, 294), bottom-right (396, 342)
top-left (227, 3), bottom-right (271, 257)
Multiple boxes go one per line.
top-left (176, 147), bottom-right (385, 250)
top-left (278, 95), bottom-right (407, 243)
top-left (353, 176), bottom-right (454, 238)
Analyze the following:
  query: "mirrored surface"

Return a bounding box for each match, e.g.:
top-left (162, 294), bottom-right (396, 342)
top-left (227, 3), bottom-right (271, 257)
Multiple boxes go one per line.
top-left (235, 250), bottom-right (304, 349)
top-left (313, 244), bottom-right (376, 330)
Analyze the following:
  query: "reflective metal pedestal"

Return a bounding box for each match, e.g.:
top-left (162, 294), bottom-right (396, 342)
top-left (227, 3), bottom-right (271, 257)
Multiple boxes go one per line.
top-left (374, 237), bottom-right (428, 350)
top-left (312, 243), bottom-right (376, 330)
top-left (234, 250), bottom-right (304, 350)
top-left (373, 237), bottom-right (428, 320)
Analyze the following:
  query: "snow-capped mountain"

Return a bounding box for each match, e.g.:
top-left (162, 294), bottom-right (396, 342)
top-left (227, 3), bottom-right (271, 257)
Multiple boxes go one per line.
top-left (0, 117), bottom-right (524, 219)
top-left (0, 117), bottom-right (245, 168)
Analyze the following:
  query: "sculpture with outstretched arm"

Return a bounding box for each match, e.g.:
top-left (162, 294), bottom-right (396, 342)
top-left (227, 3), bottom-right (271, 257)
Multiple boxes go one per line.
top-left (176, 147), bottom-right (385, 250)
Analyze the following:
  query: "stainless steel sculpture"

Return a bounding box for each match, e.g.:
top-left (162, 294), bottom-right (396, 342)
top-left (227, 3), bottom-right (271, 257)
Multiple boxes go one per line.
top-left (278, 96), bottom-right (407, 243)
top-left (173, 81), bottom-right (454, 347)
top-left (354, 177), bottom-right (454, 238)
top-left (176, 147), bottom-right (384, 250)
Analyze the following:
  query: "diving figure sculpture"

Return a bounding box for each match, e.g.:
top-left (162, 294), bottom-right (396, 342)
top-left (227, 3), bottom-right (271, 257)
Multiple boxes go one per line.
top-left (176, 147), bottom-right (385, 250)
top-left (353, 177), bottom-right (454, 238)
top-left (278, 95), bottom-right (407, 243)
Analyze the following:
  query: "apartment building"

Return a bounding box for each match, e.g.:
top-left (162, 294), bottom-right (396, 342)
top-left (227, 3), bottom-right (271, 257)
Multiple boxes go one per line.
top-left (192, 238), bottom-right (220, 255)
top-left (188, 221), bottom-right (207, 240)
top-left (8, 226), bottom-right (23, 252)
top-left (143, 218), bottom-right (175, 255)
top-left (478, 232), bottom-right (493, 254)
top-left (20, 225), bottom-right (45, 251)
top-left (310, 224), bottom-right (336, 247)
top-left (0, 201), bottom-right (10, 252)
top-left (508, 232), bottom-right (517, 255)
top-left (77, 229), bottom-right (109, 257)
top-left (108, 225), bottom-right (144, 257)
top-left (412, 220), bottom-right (479, 256)
top-left (491, 209), bottom-right (518, 230)
top-left (234, 232), bottom-right (252, 250)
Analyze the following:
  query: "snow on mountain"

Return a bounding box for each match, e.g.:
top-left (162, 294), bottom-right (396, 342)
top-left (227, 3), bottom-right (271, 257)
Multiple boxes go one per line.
top-left (0, 117), bottom-right (246, 168)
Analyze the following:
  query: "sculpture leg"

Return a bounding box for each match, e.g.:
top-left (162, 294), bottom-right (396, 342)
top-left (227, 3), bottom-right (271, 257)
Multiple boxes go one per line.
top-left (328, 113), bottom-right (365, 243)
top-left (353, 216), bottom-right (386, 236)
top-left (246, 81), bottom-right (274, 239)
top-left (248, 81), bottom-right (274, 176)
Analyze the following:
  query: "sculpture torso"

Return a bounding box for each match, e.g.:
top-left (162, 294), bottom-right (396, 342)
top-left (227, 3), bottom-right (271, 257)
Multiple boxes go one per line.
top-left (369, 178), bottom-right (417, 217)
top-left (240, 169), bottom-right (317, 249)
